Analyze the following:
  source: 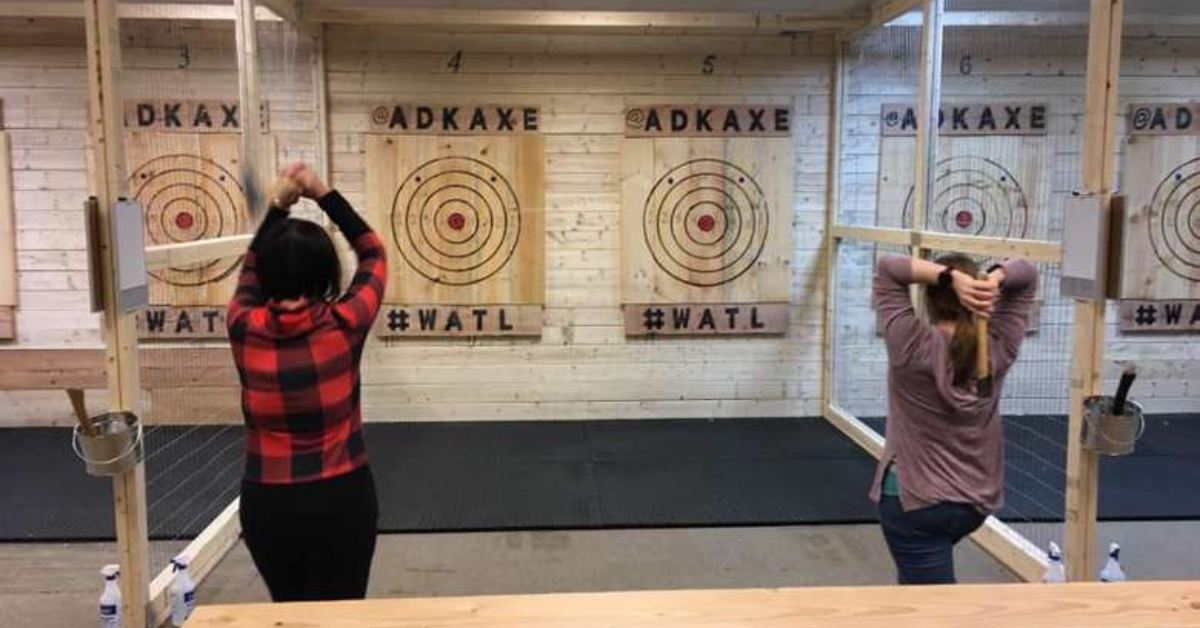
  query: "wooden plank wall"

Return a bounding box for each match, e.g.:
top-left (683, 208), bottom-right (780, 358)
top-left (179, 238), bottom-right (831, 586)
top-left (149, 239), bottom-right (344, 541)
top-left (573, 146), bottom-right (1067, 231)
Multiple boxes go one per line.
top-left (0, 17), bottom-right (317, 423)
top-left (317, 25), bottom-right (832, 423)
top-left (834, 25), bottom-right (1200, 418)
top-left (0, 17), bottom-right (1196, 424)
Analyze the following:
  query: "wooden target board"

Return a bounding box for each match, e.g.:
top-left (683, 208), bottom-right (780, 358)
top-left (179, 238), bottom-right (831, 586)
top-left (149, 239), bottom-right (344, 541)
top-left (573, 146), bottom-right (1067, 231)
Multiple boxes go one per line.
top-left (1119, 104), bottom-right (1200, 305)
top-left (125, 132), bottom-right (270, 340)
top-left (877, 137), bottom-right (1046, 240)
top-left (366, 132), bottom-right (545, 338)
top-left (876, 103), bottom-right (1050, 331)
top-left (620, 105), bottom-right (794, 337)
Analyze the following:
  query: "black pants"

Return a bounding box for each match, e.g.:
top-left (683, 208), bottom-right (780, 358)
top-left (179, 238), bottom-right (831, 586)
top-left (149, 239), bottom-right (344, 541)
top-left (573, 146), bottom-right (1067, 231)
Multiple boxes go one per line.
top-left (240, 465), bottom-right (378, 601)
top-left (878, 495), bottom-right (987, 585)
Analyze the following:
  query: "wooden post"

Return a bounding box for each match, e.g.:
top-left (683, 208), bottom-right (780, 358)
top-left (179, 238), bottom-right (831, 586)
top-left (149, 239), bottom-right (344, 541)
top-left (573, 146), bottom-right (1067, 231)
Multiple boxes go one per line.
top-left (235, 0), bottom-right (264, 188)
top-left (821, 34), bottom-right (846, 410)
top-left (311, 24), bottom-right (330, 181)
top-left (0, 130), bottom-right (16, 339)
top-left (1064, 0), bottom-right (1123, 582)
top-left (83, 0), bottom-right (150, 625)
top-left (910, 0), bottom-right (945, 261)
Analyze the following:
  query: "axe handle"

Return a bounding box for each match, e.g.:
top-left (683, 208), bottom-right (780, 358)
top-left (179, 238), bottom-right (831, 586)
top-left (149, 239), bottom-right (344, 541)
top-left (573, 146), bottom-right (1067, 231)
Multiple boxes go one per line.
top-left (975, 317), bottom-right (990, 378)
top-left (66, 388), bottom-right (96, 437)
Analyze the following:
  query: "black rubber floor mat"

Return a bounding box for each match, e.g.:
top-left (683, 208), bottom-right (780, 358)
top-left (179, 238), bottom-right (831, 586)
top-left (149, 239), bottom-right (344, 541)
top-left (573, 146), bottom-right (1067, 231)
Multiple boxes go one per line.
top-left (1, 415), bottom-right (1196, 541)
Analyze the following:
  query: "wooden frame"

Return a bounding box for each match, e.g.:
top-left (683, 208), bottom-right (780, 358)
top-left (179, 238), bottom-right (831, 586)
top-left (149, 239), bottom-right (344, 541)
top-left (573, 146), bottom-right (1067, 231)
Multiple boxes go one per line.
top-left (145, 235), bottom-right (253, 271)
top-left (0, 1), bottom-right (279, 21)
top-left (302, 7), bottom-right (861, 33)
top-left (830, 226), bottom-right (1062, 264)
top-left (819, 0), bottom-right (1055, 583)
top-left (820, 34), bottom-right (846, 410)
top-left (0, 130), bottom-right (15, 340)
top-left (7, 0), bottom-right (1124, 607)
top-left (823, 405), bottom-right (1047, 581)
top-left (1062, 0), bottom-right (1124, 583)
top-left (84, 1), bottom-right (149, 626)
top-left (149, 499), bottom-right (242, 625)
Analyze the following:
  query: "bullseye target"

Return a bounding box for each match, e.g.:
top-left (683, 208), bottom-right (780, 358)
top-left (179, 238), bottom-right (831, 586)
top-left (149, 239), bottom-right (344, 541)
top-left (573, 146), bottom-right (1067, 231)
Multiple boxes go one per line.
top-left (642, 158), bottom-right (769, 287)
top-left (901, 156), bottom-right (1030, 239)
top-left (389, 156), bottom-right (521, 286)
top-left (1145, 157), bottom-right (1200, 283)
top-left (129, 153), bottom-right (247, 287)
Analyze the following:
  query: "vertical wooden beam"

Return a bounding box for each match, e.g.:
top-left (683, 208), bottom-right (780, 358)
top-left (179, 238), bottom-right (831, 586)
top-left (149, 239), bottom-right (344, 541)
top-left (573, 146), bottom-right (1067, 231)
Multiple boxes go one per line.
top-left (821, 34), bottom-right (846, 410)
top-left (0, 131), bottom-right (16, 339)
top-left (1064, 0), bottom-right (1123, 582)
top-left (910, 0), bottom-right (944, 261)
top-left (235, 0), bottom-right (264, 187)
top-left (83, 0), bottom-right (149, 625)
top-left (311, 24), bottom-right (330, 181)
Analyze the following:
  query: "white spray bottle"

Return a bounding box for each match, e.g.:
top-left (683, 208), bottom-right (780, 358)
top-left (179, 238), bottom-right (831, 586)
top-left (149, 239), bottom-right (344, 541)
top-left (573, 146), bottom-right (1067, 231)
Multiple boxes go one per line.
top-left (169, 554), bottom-right (197, 626)
top-left (99, 564), bottom-right (122, 628)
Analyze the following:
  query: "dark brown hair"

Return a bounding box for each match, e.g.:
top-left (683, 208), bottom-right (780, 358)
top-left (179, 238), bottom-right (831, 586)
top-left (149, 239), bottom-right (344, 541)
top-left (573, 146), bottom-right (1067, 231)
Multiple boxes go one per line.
top-left (925, 253), bottom-right (981, 387)
top-left (256, 219), bottom-right (342, 303)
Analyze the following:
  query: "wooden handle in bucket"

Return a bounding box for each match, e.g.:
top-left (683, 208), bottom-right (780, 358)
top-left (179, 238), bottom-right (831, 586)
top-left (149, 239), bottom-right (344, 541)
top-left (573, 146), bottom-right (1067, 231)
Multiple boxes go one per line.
top-left (66, 388), bottom-right (97, 437)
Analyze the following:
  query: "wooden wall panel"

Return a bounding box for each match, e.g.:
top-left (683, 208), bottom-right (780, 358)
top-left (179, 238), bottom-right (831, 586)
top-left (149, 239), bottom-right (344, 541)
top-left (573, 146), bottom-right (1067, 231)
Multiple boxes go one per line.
top-left (1, 19), bottom-right (1194, 421)
top-left (125, 132), bottom-right (249, 307)
top-left (876, 135), bottom-right (1049, 240)
top-left (1119, 135), bottom-right (1200, 300)
top-left (365, 135), bottom-right (545, 306)
top-left (620, 137), bottom-right (794, 305)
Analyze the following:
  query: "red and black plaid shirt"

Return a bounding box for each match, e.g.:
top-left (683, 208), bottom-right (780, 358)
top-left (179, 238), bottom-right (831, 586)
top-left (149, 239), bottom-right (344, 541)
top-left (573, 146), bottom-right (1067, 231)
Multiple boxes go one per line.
top-left (228, 191), bottom-right (387, 484)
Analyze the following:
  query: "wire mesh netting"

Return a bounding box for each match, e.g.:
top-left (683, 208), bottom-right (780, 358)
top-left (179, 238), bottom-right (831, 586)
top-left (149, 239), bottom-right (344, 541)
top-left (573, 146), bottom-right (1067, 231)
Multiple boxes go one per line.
top-left (117, 4), bottom-right (316, 575)
top-left (839, 21), bottom-right (924, 228)
top-left (832, 6), bottom-right (1092, 575)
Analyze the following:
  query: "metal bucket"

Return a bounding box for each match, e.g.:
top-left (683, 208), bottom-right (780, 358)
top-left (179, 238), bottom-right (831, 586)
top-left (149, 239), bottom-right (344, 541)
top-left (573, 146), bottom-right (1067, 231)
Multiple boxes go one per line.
top-left (72, 412), bottom-right (144, 476)
top-left (1082, 396), bottom-right (1144, 456)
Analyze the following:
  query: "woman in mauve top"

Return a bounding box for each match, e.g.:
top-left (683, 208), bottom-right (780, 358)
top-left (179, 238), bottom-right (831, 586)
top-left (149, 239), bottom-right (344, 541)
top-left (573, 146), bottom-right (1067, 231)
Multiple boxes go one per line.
top-left (227, 162), bottom-right (387, 601)
top-left (871, 253), bottom-right (1037, 584)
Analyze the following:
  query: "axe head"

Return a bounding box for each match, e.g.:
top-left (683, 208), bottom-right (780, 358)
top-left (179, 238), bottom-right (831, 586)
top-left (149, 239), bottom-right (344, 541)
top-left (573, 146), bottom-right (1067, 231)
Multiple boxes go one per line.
top-left (241, 163), bottom-right (264, 221)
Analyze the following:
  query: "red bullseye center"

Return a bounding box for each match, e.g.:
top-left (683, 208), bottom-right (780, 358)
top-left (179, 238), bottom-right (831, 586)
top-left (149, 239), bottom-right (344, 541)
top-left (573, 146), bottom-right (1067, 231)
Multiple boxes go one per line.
top-left (697, 215), bottom-right (717, 232)
top-left (174, 212), bottom-right (195, 230)
top-left (955, 210), bottom-right (973, 228)
top-left (447, 212), bottom-right (466, 231)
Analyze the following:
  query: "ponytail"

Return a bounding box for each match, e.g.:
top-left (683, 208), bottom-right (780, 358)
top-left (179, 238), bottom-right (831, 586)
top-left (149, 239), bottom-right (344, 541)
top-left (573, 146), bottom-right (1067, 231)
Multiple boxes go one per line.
top-left (948, 315), bottom-right (977, 387)
top-left (926, 253), bottom-right (983, 388)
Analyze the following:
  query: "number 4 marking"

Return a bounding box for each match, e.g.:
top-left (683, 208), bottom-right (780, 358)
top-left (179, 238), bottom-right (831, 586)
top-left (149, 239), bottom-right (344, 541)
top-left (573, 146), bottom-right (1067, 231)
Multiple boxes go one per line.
top-left (448, 50), bottom-right (463, 73)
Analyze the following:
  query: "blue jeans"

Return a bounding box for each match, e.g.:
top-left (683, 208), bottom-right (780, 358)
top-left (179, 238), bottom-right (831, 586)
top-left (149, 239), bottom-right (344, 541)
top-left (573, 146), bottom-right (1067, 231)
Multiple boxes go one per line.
top-left (878, 495), bottom-right (987, 585)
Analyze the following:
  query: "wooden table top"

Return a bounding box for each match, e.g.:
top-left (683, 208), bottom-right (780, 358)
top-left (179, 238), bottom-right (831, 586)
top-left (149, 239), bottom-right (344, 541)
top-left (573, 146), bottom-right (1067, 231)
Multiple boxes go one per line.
top-left (187, 581), bottom-right (1200, 628)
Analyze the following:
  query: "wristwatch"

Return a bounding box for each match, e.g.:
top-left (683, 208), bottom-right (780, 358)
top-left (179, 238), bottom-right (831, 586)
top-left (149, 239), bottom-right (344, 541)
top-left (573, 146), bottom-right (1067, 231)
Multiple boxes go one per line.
top-left (937, 267), bottom-right (954, 289)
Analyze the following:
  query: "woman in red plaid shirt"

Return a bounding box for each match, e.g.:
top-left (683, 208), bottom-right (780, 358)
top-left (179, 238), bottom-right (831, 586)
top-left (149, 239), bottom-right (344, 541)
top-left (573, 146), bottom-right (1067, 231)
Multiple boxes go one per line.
top-left (227, 163), bottom-right (387, 601)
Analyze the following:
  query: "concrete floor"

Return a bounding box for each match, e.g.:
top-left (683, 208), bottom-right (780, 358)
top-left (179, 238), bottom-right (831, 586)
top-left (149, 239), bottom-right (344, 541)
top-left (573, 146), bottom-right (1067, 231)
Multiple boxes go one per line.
top-left (1, 524), bottom-right (1010, 628)
top-left (4, 521), bottom-right (1197, 628)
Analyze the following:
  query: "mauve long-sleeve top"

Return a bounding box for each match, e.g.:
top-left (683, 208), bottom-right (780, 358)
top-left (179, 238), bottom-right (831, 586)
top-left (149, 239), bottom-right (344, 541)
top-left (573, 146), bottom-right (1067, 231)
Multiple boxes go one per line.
top-left (868, 255), bottom-right (1038, 514)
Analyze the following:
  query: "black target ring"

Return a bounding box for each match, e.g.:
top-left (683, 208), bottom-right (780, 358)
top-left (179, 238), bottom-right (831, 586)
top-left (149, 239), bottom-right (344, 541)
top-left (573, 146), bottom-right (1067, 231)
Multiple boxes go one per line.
top-left (390, 157), bottom-right (521, 286)
top-left (130, 155), bottom-right (247, 288)
top-left (643, 159), bottom-right (768, 287)
top-left (1146, 157), bottom-right (1200, 282)
top-left (901, 156), bottom-right (1030, 239)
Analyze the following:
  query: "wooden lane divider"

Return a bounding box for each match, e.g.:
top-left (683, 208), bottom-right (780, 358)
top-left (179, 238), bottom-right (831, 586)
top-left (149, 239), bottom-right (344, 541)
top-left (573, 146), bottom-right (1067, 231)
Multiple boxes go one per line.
top-left (145, 234), bottom-right (253, 271)
top-left (830, 224), bottom-right (1062, 264)
top-left (187, 581), bottom-right (1200, 628)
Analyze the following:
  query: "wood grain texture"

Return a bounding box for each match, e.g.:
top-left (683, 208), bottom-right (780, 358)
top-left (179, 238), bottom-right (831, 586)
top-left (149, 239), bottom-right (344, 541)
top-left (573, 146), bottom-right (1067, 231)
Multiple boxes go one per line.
top-left (0, 131), bottom-right (15, 313)
top-left (125, 133), bottom-right (274, 307)
top-left (620, 136), bottom-right (794, 305)
top-left (1119, 135), bottom-right (1200, 299)
top-left (186, 581), bottom-right (1200, 628)
top-left (366, 135), bottom-right (546, 308)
